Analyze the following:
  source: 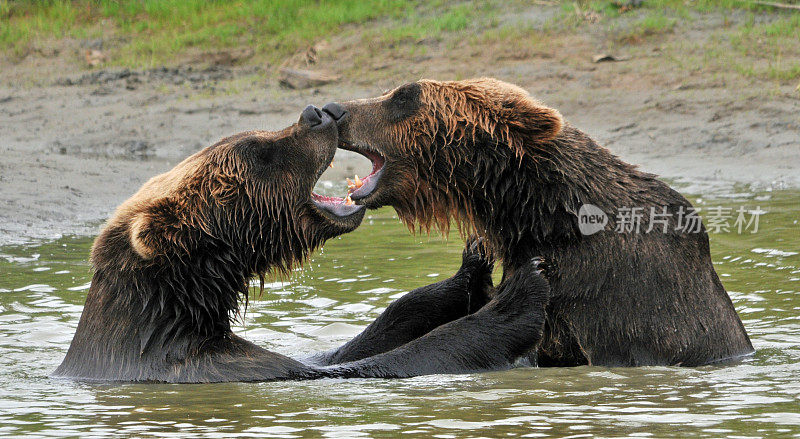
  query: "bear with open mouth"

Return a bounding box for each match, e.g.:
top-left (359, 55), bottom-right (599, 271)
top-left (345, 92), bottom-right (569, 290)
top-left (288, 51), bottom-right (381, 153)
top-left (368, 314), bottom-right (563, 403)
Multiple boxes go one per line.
top-left (322, 77), bottom-right (754, 367)
top-left (54, 105), bottom-right (551, 383)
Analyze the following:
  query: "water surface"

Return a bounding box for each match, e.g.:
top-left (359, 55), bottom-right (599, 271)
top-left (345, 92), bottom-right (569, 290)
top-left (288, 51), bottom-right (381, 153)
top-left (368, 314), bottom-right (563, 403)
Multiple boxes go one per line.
top-left (1, 188), bottom-right (798, 438)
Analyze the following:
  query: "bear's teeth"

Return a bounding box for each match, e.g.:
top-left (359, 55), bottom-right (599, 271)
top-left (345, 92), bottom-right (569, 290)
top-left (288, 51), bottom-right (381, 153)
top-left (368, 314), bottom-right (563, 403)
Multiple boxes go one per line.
top-left (344, 194), bottom-right (354, 205)
top-left (346, 175), bottom-right (364, 193)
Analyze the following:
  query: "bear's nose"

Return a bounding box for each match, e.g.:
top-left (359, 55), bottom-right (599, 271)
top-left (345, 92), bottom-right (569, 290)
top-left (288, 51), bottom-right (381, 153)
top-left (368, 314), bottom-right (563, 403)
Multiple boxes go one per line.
top-left (301, 105), bottom-right (325, 127)
top-left (322, 102), bottom-right (347, 121)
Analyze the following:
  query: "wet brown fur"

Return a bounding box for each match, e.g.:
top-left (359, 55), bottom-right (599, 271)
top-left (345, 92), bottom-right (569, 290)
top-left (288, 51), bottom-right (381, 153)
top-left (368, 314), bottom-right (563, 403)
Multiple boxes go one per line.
top-left (372, 78), bottom-right (563, 240)
top-left (333, 77), bottom-right (754, 367)
top-left (55, 120), bottom-right (360, 382)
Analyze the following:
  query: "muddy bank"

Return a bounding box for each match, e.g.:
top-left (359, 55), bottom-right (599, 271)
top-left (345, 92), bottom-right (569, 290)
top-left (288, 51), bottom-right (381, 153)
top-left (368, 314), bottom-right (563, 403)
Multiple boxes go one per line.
top-left (1, 61), bottom-right (798, 246)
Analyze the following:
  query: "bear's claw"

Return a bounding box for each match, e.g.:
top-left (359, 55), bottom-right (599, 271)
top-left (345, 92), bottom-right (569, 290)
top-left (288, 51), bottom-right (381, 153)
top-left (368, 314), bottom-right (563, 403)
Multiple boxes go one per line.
top-left (462, 235), bottom-right (494, 269)
top-left (528, 256), bottom-right (550, 279)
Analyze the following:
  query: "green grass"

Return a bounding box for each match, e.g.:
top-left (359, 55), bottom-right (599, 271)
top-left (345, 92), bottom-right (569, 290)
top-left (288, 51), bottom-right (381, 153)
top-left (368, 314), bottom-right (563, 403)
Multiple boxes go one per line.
top-left (1, 0), bottom-right (798, 85)
top-left (729, 13), bottom-right (800, 81)
top-left (614, 10), bottom-right (677, 43)
top-left (565, 0), bottom-right (767, 14)
top-left (558, 0), bottom-right (771, 30)
top-left (551, 0), bottom-right (799, 83)
top-left (374, 3), bottom-right (478, 44)
top-left (0, 0), bottom-right (412, 66)
top-left (0, 0), bottom-right (498, 66)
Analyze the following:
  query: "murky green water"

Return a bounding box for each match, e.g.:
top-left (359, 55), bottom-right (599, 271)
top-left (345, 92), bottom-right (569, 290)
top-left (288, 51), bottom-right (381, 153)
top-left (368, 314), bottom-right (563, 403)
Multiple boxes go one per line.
top-left (1, 187), bottom-right (798, 438)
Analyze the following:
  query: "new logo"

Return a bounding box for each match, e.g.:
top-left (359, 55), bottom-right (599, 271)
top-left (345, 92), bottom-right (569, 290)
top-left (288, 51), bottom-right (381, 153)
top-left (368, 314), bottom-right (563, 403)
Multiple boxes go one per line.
top-left (578, 204), bottom-right (608, 235)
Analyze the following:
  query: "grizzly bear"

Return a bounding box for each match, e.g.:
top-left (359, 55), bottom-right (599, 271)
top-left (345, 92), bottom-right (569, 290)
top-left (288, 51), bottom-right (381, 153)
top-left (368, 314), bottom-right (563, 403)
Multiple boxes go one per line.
top-left (54, 105), bottom-right (550, 383)
top-left (322, 78), bottom-right (755, 367)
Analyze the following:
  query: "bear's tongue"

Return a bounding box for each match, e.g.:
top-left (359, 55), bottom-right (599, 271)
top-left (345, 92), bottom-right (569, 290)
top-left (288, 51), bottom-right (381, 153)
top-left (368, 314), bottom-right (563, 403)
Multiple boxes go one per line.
top-left (312, 170), bottom-right (372, 211)
top-left (311, 192), bottom-right (362, 218)
top-left (311, 193), bottom-right (352, 206)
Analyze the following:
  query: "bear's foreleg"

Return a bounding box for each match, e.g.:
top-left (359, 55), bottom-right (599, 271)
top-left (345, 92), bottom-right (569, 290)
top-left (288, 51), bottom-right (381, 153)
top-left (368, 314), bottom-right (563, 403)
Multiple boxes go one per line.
top-left (318, 257), bottom-right (550, 378)
top-left (306, 236), bottom-right (494, 366)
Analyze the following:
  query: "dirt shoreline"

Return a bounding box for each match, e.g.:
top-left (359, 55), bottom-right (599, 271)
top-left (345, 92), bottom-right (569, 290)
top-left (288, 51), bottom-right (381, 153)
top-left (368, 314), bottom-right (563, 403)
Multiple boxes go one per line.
top-left (2, 63), bottom-right (798, 246)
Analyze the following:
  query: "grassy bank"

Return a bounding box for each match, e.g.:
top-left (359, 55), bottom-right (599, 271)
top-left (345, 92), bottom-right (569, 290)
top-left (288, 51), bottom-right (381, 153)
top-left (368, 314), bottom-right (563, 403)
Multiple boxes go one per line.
top-left (0, 0), bottom-right (412, 65)
top-left (554, 0), bottom-right (800, 82)
top-left (1, 0), bottom-right (798, 85)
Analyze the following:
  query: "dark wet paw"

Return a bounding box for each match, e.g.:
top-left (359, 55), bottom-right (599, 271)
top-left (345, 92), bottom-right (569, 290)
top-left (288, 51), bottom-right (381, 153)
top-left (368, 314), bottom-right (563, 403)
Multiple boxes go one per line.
top-left (494, 257), bottom-right (551, 310)
top-left (459, 236), bottom-right (495, 313)
top-left (462, 235), bottom-right (494, 269)
top-left (525, 257), bottom-right (551, 299)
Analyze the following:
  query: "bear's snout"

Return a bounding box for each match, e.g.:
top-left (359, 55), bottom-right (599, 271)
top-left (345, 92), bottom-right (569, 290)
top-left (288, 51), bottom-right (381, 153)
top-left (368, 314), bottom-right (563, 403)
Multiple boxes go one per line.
top-left (321, 102), bottom-right (347, 121)
top-left (300, 105), bottom-right (332, 128)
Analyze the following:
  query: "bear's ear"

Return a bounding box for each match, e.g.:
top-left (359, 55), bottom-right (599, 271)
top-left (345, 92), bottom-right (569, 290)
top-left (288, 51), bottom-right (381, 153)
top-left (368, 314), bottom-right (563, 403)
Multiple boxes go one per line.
top-left (129, 212), bottom-right (158, 260)
top-left (502, 94), bottom-right (563, 143)
top-left (454, 78), bottom-right (563, 146)
top-left (128, 200), bottom-right (189, 260)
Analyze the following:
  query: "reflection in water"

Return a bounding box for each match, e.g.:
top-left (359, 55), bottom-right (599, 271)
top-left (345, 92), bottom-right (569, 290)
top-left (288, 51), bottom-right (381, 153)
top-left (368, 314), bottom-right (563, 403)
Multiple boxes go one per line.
top-left (0, 188), bottom-right (798, 438)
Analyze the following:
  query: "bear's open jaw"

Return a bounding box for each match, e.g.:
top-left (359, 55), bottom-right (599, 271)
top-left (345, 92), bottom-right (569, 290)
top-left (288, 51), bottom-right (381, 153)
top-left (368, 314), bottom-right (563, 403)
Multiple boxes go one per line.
top-left (337, 141), bottom-right (385, 202)
top-left (309, 141), bottom-right (384, 218)
top-left (308, 156), bottom-right (363, 220)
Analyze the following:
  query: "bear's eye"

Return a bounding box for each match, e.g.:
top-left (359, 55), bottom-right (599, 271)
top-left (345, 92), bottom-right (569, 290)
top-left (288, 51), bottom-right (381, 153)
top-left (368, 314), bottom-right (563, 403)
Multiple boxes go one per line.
top-left (391, 84), bottom-right (415, 104)
top-left (234, 137), bottom-right (278, 175)
top-left (385, 83), bottom-right (421, 123)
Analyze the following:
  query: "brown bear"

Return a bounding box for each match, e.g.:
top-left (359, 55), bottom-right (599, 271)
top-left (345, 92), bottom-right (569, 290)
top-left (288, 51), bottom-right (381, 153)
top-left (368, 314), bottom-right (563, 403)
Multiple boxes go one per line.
top-left (54, 105), bottom-right (550, 383)
top-left (322, 78), bottom-right (755, 367)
